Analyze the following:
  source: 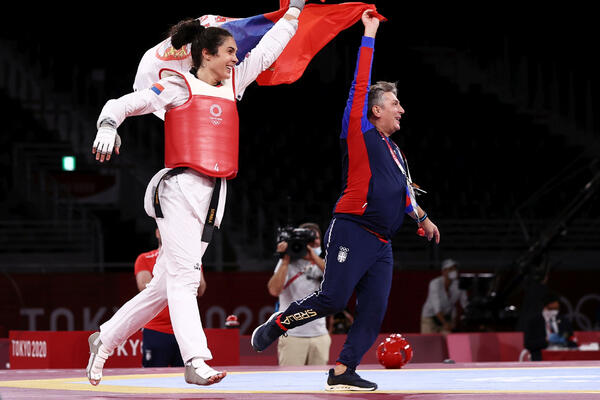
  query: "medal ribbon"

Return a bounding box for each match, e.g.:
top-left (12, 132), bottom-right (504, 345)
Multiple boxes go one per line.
top-left (379, 132), bottom-right (420, 220)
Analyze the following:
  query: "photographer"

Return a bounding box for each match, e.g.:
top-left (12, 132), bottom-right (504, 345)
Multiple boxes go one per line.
top-left (267, 222), bottom-right (331, 366)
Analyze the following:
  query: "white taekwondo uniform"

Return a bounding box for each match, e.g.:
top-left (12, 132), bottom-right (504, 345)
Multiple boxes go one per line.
top-left (96, 17), bottom-right (297, 363)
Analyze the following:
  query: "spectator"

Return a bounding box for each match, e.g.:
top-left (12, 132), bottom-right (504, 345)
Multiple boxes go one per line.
top-left (421, 258), bottom-right (468, 334)
top-left (524, 291), bottom-right (576, 361)
top-left (267, 222), bottom-right (331, 366)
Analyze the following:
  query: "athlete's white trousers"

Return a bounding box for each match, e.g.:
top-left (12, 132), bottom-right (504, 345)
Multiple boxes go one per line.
top-left (99, 169), bottom-right (225, 363)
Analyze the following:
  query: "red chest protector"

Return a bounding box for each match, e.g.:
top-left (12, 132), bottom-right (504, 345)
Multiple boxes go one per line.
top-left (161, 69), bottom-right (239, 179)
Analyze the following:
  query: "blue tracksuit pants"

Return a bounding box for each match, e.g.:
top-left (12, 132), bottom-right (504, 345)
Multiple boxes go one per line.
top-left (278, 217), bottom-right (393, 369)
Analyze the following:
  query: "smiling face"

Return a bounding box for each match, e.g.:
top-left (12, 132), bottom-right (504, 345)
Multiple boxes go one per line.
top-left (201, 36), bottom-right (238, 83)
top-left (371, 91), bottom-right (405, 136)
top-left (196, 36), bottom-right (238, 85)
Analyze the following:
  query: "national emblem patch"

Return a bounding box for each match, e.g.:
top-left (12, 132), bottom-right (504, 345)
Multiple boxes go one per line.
top-left (337, 246), bottom-right (349, 263)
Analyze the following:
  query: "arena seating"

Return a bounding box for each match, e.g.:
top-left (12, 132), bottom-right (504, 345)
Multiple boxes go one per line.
top-left (1, 28), bottom-right (598, 270)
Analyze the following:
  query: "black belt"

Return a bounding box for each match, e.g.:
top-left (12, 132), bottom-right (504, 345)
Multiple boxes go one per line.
top-left (153, 167), bottom-right (221, 244)
top-left (153, 167), bottom-right (187, 218)
top-left (201, 177), bottom-right (220, 243)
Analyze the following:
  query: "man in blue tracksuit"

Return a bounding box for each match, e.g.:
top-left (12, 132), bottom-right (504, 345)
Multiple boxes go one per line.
top-left (252, 10), bottom-right (440, 391)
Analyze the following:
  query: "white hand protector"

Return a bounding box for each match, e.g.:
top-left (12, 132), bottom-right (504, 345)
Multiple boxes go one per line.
top-left (289, 0), bottom-right (305, 11)
top-left (93, 126), bottom-right (120, 160)
top-left (286, 0), bottom-right (304, 18)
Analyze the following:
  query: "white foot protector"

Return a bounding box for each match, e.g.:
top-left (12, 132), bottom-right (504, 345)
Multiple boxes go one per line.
top-left (184, 358), bottom-right (227, 386)
top-left (85, 332), bottom-right (110, 386)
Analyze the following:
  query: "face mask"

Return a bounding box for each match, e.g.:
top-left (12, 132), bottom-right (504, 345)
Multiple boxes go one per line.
top-left (543, 309), bottom-right (559, 320)
top-left (311, 246), bottom-right (322, 257)
top-left (448, 270), bottom-right (458, 280)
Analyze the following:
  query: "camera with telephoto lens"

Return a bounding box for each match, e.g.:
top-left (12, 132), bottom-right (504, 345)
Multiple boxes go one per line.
top-left (276, 226), bottom-right (317, 260)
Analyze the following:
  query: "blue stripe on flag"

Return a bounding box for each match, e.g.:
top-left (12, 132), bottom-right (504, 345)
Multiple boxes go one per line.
top-left (222, 15), bottom-right (274, 63)
top-left (150, 83), bottom-right (164, 95)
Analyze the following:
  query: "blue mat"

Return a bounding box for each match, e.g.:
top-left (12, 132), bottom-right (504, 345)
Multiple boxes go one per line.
top-left (69, 366), bottom-right (600, 393)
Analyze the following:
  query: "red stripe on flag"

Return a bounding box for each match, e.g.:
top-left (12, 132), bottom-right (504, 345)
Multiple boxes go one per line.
top-left (263, 7), bottom-right (288, 24)
top-left (257, 3), bottom-right (385, 86)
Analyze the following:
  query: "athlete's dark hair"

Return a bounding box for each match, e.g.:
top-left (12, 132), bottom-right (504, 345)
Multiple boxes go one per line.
top-left (169, 19), bottom-right (233, 68)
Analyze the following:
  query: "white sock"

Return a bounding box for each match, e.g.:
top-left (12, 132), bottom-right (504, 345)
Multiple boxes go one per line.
top-left (90, 344), bottom-right (111, 375)
top-left (189, 358), bottom-right (220, 379)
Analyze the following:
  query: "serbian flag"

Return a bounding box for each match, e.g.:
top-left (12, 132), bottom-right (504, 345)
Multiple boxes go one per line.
top-left (256, 2), bottom-right (386, 85)
top-left (133, 2), bottom-right (386, 101)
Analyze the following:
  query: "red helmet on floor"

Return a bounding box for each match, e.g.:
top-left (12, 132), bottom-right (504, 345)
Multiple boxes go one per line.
top-left (225, 314), bottom-right (240, 328)
top-left (376, 333), bottom-right (413, 368)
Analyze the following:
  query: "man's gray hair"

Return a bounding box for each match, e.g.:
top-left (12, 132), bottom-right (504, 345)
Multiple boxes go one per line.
top-left (367, 81), bottom-right (397, 119)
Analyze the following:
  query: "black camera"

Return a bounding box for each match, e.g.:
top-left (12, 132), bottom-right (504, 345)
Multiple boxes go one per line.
top-left (276, 226), bottom-right (317, 260)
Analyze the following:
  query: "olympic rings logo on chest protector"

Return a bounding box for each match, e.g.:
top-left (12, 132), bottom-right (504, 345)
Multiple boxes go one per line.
top-left (209, 104), bottom-right (223, 126)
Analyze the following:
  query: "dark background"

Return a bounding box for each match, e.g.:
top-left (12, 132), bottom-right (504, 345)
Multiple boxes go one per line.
top-left (1, 1), bottom-right (598, 267)
top-left (0, 1), bottom-right (599, 335)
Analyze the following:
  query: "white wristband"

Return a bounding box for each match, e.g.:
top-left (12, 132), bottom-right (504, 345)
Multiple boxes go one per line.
top-left (286, 7), bottom-right (301, 18)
